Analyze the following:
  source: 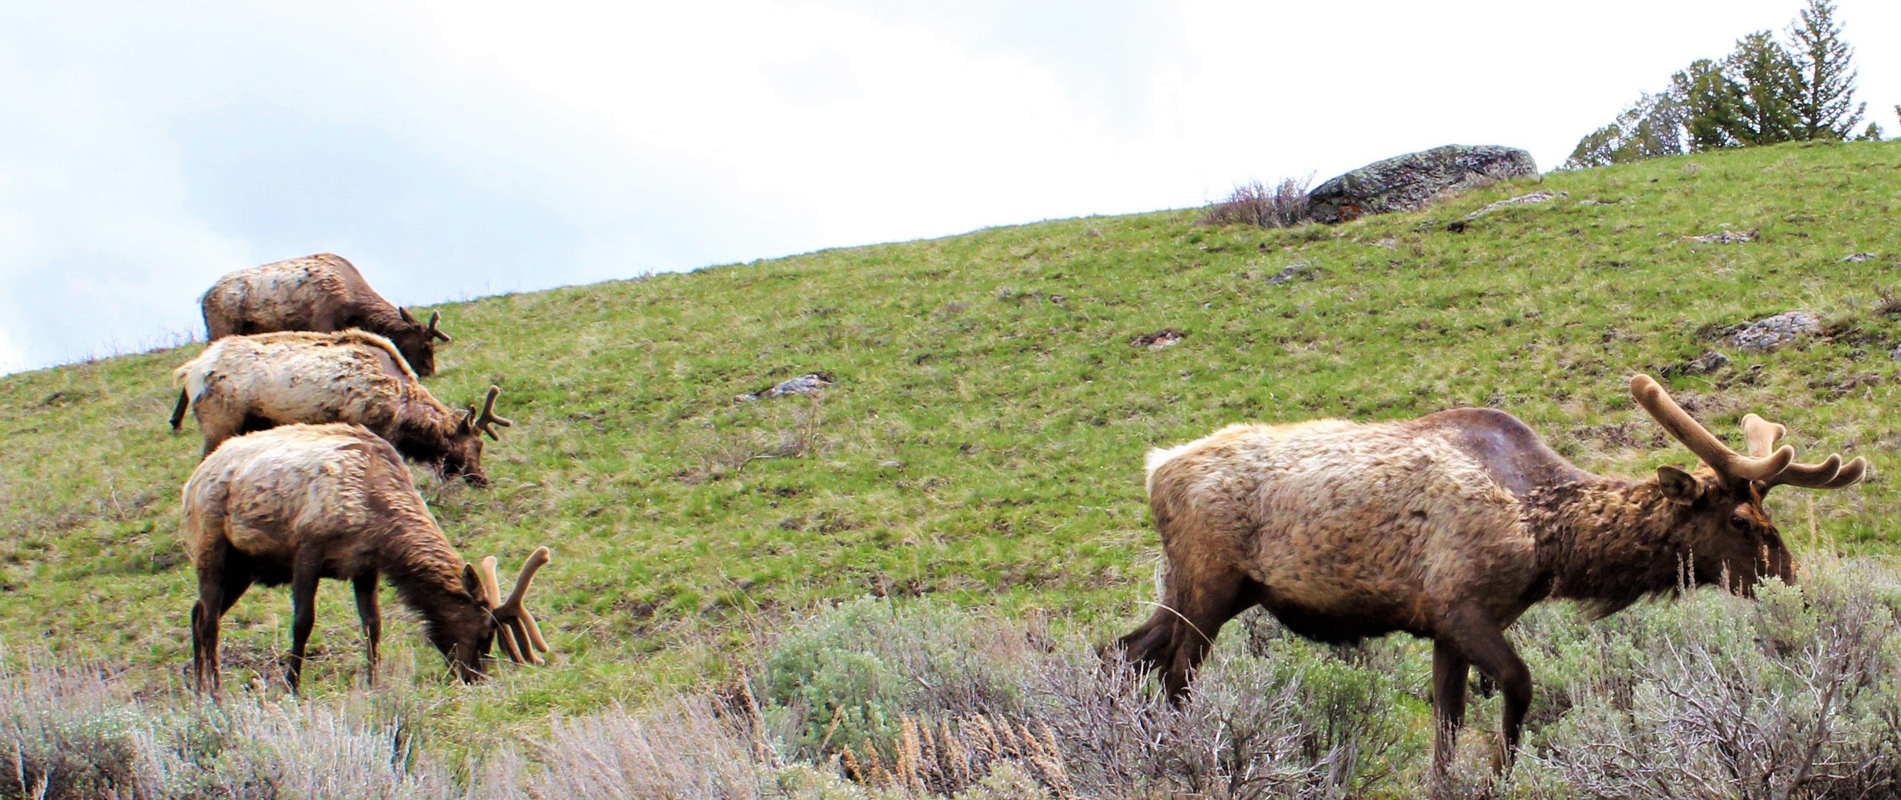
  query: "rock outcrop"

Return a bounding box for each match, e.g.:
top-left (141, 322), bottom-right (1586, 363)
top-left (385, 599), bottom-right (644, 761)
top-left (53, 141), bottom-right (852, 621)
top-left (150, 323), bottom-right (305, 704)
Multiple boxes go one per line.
top-left (1306, 145), bottom-right (1537, 224)
top-left (1732, 311), bottom-right (1823, 353)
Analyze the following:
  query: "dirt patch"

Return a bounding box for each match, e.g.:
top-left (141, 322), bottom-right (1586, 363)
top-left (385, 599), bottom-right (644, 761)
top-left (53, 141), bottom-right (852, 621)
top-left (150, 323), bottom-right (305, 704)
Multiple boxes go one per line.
top-left (1131, 330), bottom-right (1184, 350)
top-left (1661, 351), bottom-right (1732, 377)
top-left (1810, 372), bottom-right (1880, 398)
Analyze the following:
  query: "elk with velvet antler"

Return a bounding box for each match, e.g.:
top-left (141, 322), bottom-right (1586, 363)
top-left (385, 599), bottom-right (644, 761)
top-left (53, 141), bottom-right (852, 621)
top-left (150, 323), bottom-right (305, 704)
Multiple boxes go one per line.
top-left (171, 330), bottom-right (512, 486)
top-left (199, 253), bottom-right (455, 376)
top-left (182, 423), bottom-right (551, 693)
top-left (1117, 374), bottom-right (1865, 773)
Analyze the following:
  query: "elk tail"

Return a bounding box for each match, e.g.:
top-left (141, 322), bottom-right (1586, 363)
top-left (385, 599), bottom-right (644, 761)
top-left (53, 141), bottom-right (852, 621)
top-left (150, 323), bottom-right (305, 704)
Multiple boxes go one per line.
top-left (170, 389), bottom-right (190, 431)
top-left (169, 354), bottom-right (209, 431)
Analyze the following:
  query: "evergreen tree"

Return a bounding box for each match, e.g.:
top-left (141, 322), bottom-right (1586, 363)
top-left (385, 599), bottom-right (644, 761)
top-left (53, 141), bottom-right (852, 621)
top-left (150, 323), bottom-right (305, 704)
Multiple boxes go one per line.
top-left (1675, 59), bottom-right (1743, 150)
top-left (1717, 31), bottom-right (1802, 146)
top-left (1564, 0), bottom-right (1868, 167)
top-left (1563, 91), bottom-right (1688, 169)
top-left (1786, 0), bottom-right (1864, 140)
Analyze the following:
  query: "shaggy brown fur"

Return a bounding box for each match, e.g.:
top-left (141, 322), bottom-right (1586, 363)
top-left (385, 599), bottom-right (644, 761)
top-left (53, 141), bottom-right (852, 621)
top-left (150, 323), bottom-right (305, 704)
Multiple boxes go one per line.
top-left (170, 330), bottom-right (511, 487)
top-left (181, 423), bottom-right (550, 693)
top-left (1116, 376), bottom-right (1862, 775)
top-left (199, 253), bottom-right (452, 376)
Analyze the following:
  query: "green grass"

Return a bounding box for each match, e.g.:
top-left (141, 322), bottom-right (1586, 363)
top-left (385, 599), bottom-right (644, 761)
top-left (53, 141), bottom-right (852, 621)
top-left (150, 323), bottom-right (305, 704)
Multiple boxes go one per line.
top-left (2, 139), bottom-right (1899, 747)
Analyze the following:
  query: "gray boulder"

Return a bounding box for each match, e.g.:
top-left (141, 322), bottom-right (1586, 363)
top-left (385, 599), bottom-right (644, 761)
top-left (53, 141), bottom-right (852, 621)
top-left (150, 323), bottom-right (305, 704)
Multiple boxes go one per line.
top-left (735, 373), bottom-right (834, 402)
top-left (1732, 310), bottom-right (1823, 353)
top-left (1307, 145), bottom-right (1538, 224)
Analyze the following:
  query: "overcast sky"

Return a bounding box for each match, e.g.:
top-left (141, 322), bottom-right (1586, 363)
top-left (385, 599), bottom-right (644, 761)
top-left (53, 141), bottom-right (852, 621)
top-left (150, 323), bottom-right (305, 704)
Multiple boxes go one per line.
top-left (2, 0), bottom-right (1895, 373)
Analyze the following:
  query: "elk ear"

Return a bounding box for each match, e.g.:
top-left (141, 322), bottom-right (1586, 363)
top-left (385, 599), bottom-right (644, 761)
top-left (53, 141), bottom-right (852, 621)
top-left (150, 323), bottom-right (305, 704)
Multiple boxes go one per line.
top-left (399, 307), bottom-right (418, 324)
top-left (461, 564), bottom-right (484, 599)
top-left (1657, 465), bottom-right (1703, 505)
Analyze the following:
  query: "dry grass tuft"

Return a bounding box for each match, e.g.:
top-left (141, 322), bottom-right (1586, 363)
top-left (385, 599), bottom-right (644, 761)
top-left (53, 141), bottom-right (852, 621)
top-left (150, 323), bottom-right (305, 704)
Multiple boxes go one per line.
top-left (1201, 177), bottom-right (1313, 229)
top-left (679, 397), bottom-right (826, 483)
top-left (842, 713), bottom-right (1075, 799)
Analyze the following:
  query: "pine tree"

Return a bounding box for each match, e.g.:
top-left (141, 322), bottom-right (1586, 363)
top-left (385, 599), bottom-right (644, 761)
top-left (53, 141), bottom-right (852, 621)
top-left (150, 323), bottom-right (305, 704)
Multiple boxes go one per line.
top-left (1786, 0), bottom-right (1864, 140)
top-left (1675, 59), bottom-right (1743, 150)
top-left (1562, 91), bottom-right (1688, 168)
top-left (1718, 31), bottom-right (1802, 146)
top-left (1564, 0), bottom-right (1867, 168)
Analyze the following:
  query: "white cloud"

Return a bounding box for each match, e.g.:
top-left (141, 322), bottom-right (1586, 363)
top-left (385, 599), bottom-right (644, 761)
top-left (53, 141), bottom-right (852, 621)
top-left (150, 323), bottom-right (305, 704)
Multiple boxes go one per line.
top-left (0, 43), bottom-right (255, 367)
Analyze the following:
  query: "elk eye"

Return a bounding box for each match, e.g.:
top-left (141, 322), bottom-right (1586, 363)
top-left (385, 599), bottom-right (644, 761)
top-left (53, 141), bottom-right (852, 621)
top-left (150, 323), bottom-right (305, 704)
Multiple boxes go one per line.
top-left (1729, 514), bottom-right (1751, 531)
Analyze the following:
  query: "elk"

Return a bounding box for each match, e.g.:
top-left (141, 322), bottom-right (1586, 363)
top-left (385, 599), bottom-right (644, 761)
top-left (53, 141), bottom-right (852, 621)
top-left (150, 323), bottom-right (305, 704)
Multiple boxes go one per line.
top-left (200, 253), bottom-right (453, 376)
top-left (182, 423), bottom-right (552, 693)
top-left (1116, 374), bottom-right (1865, 773)
top-left (170, 329), bottom-right (511, 487)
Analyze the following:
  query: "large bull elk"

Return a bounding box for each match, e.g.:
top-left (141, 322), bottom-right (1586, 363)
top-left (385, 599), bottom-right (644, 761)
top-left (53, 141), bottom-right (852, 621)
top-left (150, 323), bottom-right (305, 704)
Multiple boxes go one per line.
top-left (1117, 374), bottom-right (1865, 772)
top-left (182, 423), bottom-right (551, 693)
top-left (200, 253), bottom-right (454, 375)
top-left (170, 330), bottom-right (511, 486)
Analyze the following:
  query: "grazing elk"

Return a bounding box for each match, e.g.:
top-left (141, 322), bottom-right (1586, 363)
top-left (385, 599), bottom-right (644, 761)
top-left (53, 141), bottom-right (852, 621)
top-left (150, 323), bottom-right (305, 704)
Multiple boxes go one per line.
top-left (1116, 374), bottom-right (1865, 773)
top-left (183, 423), bottom-right (552, 693)
top-left (200, 253), bottom-right (454, 376)
top-left (170, 330), bottom-right (511, 487)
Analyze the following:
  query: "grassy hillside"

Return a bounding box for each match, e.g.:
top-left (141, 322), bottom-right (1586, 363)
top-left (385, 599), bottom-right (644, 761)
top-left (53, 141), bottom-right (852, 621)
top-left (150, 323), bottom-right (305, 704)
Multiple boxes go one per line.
top-left (2, 138), bottom-right (1898, 738)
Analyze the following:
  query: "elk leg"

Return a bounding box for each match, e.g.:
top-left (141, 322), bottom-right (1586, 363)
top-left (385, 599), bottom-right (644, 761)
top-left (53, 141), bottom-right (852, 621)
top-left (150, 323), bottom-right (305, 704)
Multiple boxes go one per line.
top-left (284, 546), bottom-right (325, 694)
top-left (192, 542), bottom-right (230, 694)
top-left (353, 572), bottom-right (382, 685)
top-left (1430, 639), bottom-right (1471, 775)
top-left (1113, 609), bottom-right (1173, 671)
top-left (1440, 610), bottom-right (1532, 772)
top-left (190, 598), bottom-right (220, 694)
top-left (1132, 568), bottom-right (1256, 704)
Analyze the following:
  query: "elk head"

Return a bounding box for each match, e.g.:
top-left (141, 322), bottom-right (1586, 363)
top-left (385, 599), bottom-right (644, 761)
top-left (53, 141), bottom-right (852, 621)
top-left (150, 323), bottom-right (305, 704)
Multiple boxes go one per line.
top-left (442, 385), bottom-right (513, 488)
top-left (393, 308), bottom-right (454, 377)
top-left (443, 547), bottom-right (553, 682)
top-left (1632, 374), bottom-right (1866, 593)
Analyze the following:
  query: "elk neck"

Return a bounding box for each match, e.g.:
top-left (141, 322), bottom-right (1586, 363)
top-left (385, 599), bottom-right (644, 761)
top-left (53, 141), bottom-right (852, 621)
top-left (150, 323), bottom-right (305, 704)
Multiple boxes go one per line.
top-left (385, 392), bottom-right (461, 461)
top-left (360, 462), bottom-right (479, 633)
top-left (1522, 476), bottom-right (1692, 617)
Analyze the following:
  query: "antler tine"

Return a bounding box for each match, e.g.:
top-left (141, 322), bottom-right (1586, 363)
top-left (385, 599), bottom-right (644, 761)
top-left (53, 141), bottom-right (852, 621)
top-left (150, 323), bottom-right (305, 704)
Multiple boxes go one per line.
top-left (497, 619), bottom-right (528, 663)
top-left (1630, 375), bottom-right (1794, 481)
top-left (474, 386), bottom-right (514, 440)
top-left (1822, 457), bottom-right (1868, 488)
top-left (499, 546), bottom-right (551, 616)
top-left (1769, 454), bottom-right (1842, 486)
top-left (491, 547), bottom-right (552, 665)
top-left (1741, 412), bottom-right (1867, 490)
top-left (505, 616), bottom-right (544, 664)
top-left (1768, 455), bottom-right (1868, 489)
top-left (519, 607), bottom-right (551, 654)
top-left (427, 311), bottom-right (453, 343)
top-left (1741, 414), bottom-right (1786, 458)
top-left (475, 556), bottom-right (504, 607)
